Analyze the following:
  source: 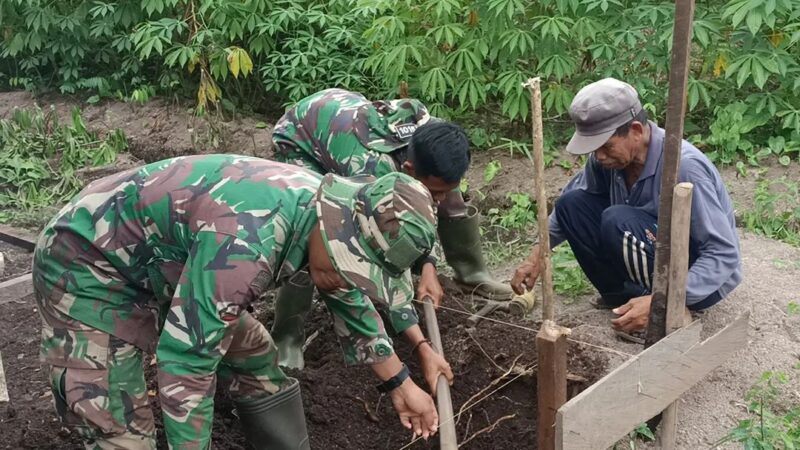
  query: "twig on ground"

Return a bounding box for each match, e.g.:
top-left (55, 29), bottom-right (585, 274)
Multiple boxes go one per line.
top-left (459, 414), bottom-right (517, 447)
top-left (466, 331), bottom-right (506, 372)
top-left (456, 354), bottom-right (528, 425)
top-left (463, 412), bottom-right (473, 442)
top-left (374, 393), bottom-right (384, 417)
top-left (302, 330), bottom-right (320, 352)
top-left (349, 395), bottom-right (380, 423)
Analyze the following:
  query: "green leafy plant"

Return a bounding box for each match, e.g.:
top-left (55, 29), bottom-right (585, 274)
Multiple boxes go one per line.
top-left (742, 177), bottom-right (800, 246)
top-left (552, 245), bottom-right (593, 298)
top-left (714, 370), bottom-right (800, 449)
top-left (483, 159), bottom-right (502, 183)
top-left (701, 102), bottom-right (769, 166)
top-left (615, 422), bottom-right (655, 449)
top-left (491, 138), bottom-right (532, 160)
top-left (486, 192), bottom-right (537, 231)
top-left (0, 107), bottom-right (126, 226)
top-left (468, 127), bottom-right (499, 149)
top-left (2, 0), bottom-right (800, 166)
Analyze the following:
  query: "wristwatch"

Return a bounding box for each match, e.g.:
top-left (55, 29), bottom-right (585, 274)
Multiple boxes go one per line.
top-left (376, 364), bottom-right (410, 393)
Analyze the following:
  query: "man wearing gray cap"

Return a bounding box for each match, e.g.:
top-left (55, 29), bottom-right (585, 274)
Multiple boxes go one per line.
top-left (511, 78), bottom-right (741, 334)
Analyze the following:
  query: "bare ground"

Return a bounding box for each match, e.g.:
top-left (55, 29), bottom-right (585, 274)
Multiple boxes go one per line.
top-left (0, 91), bottom-right (798, 448)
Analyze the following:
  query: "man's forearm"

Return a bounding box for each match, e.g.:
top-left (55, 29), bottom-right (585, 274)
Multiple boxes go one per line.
top-left (403, 325), bottom-right (426, 347)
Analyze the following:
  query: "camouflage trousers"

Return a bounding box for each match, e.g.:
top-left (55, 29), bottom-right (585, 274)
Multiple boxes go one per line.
top-left (38, 294), bottom-right (286, 449)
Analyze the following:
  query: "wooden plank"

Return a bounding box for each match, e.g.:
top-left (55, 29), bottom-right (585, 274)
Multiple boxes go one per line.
top-left (659, 182), bottom-right (694, 448)
top-left (556, 314), bottom-right (749, 450)
top-left (524, 77), bottom-right (555, 321)
top-left (537, 320), bottom-right (569, 450)
top-left (0, 273), bottom-right (34, 305)
top-left (0, 352), bottom-right (8, 403)
top-left (0, 225), bottom-right (37, 251)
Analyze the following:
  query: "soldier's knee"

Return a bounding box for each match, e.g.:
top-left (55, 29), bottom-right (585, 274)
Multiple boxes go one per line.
top-left (49, 362), bottom-right (155, 450)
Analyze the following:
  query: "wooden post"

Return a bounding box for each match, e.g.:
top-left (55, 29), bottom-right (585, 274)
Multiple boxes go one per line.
top-left (644, 0), bottom-right (696, 347)
top-left (537, 320), bottom-right (569, 450)
top-left (422, 298), bottom-right (457, 450)
top-left (523, 77), bottom-right (566, 450)
top-left (658, 182), bottom-right (694, 449)
top-left (523, 77), bottom-right (555, 322)
top-left (665, 183), bottom-right (694, 335)
top-left (0, 352), bottom-right (7, 403)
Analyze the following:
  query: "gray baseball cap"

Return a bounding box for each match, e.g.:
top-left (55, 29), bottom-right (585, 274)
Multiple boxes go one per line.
top-left (566, 78), bottom-right (643, 155)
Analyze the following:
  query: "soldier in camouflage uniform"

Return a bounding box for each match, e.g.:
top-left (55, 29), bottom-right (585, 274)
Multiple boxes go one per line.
top-left (35, 154), bottom-right (452, 449)
top-left (270, 88), bottom-right (513, 368)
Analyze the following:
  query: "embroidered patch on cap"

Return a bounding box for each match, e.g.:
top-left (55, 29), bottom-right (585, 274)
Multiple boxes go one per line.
top-left (395, 124), bottom-right (417, 139)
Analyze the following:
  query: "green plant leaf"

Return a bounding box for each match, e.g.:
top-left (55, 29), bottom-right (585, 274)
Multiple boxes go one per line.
top-left (484, 160), bottom-right (501, 183)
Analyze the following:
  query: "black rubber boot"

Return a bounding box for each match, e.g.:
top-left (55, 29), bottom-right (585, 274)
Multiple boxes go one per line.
top-left (439, 205), bottom-right (513, 300)
top-left (270, 273), bottom-right (315, 370)
top-left (235, 378), bottom-right (310, 450)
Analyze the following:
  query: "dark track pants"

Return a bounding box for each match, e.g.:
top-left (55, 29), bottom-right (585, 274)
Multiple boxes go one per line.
top-left (553, 190), bottom-right (721, 310)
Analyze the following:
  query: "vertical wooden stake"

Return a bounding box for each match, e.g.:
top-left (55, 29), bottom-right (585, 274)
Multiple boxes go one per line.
top-left (644, 0), bottom-right (696, 347)
top-left (0, 352), bottom-right (8, 403)
top-left (537, 320), bottom-right (569, 450)
top-left (658, 183), bottom-right (694, 449)
top-left (524, 77), bottom-right (555, 322)
top-left (524, 77), bottom-right (566, 450)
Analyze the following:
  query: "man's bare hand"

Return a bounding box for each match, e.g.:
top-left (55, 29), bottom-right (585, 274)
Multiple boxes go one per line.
top-left (416, 263), bottom-right (444, 308)
top-left (611, 295), bottom-right (652, 332)
top-left (416, 342), bottom-right (454, 394)
top-left (389, 379), bottom-right (439, 440)
top-left (511, 245), bottom-right (542, 295)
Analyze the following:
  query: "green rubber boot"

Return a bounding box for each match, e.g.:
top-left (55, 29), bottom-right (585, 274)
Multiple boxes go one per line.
top-left (439, 205), bottom-right (514, 301)
top-left (270, 273), bottom-right (315, 370)
top-left (235, 378), bottom-right (311, 450)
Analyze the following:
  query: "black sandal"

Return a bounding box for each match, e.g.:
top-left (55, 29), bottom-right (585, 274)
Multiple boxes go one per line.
top-left (588, 296), bottom-right (616, 310)
top-left (614, 330), bottom-right (646, 345)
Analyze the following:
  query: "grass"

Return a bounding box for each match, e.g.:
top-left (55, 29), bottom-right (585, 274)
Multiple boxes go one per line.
top-left (0, 106), bottom-right (126, 227)
top-left (714, 369), bottom-right (800, 449)
top-left (480, 200), bottom-right (593, 299)
top-left (743, 177), bottom-right (800, 246)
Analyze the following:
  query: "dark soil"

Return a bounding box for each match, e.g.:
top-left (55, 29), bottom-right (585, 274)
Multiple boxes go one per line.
top-left (0, 276), bottom-right (606, 449)
top-left (0, 242), bottom-right (33, 283)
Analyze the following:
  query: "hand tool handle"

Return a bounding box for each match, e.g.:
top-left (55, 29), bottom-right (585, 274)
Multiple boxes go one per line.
top-left (422, 297), bottom-right (457, 450)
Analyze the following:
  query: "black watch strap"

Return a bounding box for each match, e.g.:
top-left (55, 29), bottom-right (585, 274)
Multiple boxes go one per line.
top-left (376, 364), bottom-right (410, 393)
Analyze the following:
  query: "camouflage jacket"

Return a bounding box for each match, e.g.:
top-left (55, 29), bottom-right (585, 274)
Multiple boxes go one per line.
top-left (272, 88), bottom-right (431, 178)
top-left (272, 89), bottom-right (438, 272)
top-left (34, 155), bottom-right (415, 443)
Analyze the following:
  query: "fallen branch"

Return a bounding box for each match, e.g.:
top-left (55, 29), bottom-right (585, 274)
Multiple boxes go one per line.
top-left (459, 414), bottom-right (516, 447)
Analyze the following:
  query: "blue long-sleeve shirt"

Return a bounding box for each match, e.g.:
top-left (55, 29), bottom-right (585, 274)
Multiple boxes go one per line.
top-left (549, 122), bottom-right (742, 305)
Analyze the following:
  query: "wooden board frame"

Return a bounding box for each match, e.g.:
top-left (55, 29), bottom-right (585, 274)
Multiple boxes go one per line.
top-left (556, 314), bottom-right (749, 450)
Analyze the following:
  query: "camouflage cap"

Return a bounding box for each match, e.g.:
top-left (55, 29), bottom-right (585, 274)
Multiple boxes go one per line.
top-left (315, 172), bottom-right (437, 306)
top-left (359, 98), bottom-right (432, 153)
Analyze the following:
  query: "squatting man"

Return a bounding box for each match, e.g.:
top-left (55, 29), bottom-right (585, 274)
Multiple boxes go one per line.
top-left (512, 78), bottom-right (742, 334)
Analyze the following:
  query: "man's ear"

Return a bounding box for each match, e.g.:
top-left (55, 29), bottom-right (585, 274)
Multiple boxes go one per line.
top-left (630, 120), bottom-right (646, 139)
top-left (402, 160), bottom-right (416, 177)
